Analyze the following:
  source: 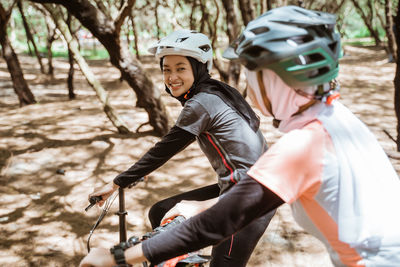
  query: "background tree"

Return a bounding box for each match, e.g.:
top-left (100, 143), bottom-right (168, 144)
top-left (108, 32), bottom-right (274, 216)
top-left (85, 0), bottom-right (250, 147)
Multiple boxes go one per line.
top-left (32, 3), bottom-right (58, 76)
top-left (1, 0), bottom-right (398, 146)
top-left (30, 0), bottom-right (169, 136)
top-left (0, 1), bottom-right (36, 106)
top-left (350, 0), bottom-right (383, 46)
top-left (394, 0), bottom-right (400, 151)
top-left (216, 0), bottom-right (242, 87)
top-left (17, 0), bottom-right (45, 73)
top-left (384, 0), bottom-right (397, 62)
top-left (43, 4), bottom-right (130, 134)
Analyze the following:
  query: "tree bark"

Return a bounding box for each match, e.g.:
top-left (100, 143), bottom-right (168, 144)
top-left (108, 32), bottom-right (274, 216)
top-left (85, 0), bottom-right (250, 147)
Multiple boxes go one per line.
top-left (266, 0), bottom-right (272, 10)
top-left (189, 0), bottom-right (198, 30)
top-left (17, 0), bottom-right (46, 74)
top-left (394, 0), bottom-right (400, 151)
top-left (44, 5), bottom-right (130, 133)
top-left (351, 0), bottom-right (382, 46)
top-left (219, 0), bottom-right (241, 87)
top-left (385, 0), bottom-right (397, 62)
top-left (30, 0), bottom-right (169, 136)
top-left (130, 16), bottom-right (140, 60)
top-left (238, 0), bottom-right (255, 26)
top-left (66, 13), bottom-right (75, 99)
top-left (33, 3), bottom-right (57, 76)
top-left (0, 2), bottom-right (36, 107)
top-left (67, 47), bottom-right (75, 99)
top-left (154, 0), bottom-right (160, 39)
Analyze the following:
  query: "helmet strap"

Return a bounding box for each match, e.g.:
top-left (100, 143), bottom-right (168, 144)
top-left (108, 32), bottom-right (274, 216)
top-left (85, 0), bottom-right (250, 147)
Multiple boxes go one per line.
top-left (315, 79), bottom-right (341, 105)
top-left (257, 71), bottom-right (275, 119)
top-left (293, 99), bottom-right (317, 116)
top-left (257, 71), bottom-right (283, 128)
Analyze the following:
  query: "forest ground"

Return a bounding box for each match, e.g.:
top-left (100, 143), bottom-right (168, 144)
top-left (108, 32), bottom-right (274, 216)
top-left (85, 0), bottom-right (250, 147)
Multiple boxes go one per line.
top-left (0, 45), bottom-right (399, 267)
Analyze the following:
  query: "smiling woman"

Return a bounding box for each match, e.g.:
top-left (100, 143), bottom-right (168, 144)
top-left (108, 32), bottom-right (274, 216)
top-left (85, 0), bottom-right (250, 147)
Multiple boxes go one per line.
top-left (83, 29), bottom-right (276, 267)
top-left (162, 56), bottom-right (194, 97)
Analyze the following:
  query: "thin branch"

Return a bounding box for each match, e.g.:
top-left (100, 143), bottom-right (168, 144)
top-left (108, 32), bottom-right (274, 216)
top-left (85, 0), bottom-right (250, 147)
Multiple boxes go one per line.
top-left (0, 0), bottom-right (18, 22)
top-left (93, 0), bottom-right (111, 19)
top-left (384, 129), bottom-right (397, 143)
top-left (114, 0), bottom-right (135, 34)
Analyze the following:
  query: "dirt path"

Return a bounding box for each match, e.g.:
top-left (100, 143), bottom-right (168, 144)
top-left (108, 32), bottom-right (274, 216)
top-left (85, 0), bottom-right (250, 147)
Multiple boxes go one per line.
top-left (0, 45), bottom-right (399, 267)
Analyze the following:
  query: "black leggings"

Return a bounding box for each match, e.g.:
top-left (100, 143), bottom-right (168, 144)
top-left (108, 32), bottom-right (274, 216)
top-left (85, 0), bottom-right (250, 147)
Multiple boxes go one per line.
top-left (148, 184), bottom-right (276, 267)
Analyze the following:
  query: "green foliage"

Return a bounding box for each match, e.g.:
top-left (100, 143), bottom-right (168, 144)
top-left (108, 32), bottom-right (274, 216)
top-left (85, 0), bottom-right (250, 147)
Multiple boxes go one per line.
top-left (20, 44), bottom-right (110, 60)
top-left (352, 27), bottom-right (372, 39)
top-left (5, 0), bottom-right (400, 62)
top-left (342, 38), bottom-right (376, 46)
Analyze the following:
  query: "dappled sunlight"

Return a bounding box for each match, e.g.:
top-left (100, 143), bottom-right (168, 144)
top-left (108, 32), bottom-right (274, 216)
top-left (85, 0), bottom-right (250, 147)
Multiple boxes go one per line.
top-left (0, 45), bottom-right (399, 267)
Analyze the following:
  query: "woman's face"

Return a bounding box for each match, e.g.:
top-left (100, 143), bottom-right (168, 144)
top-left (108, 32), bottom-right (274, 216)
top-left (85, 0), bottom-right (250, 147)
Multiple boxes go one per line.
top-left (162, 55), bottom-right (194, 97)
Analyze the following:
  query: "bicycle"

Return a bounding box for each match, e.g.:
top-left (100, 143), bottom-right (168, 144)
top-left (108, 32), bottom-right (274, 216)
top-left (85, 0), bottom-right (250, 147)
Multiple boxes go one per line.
top-left (84, 178), bottom-right (211, 267)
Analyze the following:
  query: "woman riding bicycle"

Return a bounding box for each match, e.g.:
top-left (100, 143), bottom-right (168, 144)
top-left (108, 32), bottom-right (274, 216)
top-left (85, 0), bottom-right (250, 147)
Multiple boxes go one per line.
top-left (87, 29), bottom-right (275, 267)
top-left (80, 6), bottom-right (400, 267)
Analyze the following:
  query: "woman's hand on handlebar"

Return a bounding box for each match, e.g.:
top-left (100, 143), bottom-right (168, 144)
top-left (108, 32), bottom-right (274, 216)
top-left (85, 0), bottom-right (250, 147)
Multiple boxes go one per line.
top-left (79, 244), bottom-right (147, 267)
top-left (79, 247), bottom-right (115, 267)
top-left (89, 182), bottom-right (119, 207)
top-left (161, 198), bottom-right (218, 224)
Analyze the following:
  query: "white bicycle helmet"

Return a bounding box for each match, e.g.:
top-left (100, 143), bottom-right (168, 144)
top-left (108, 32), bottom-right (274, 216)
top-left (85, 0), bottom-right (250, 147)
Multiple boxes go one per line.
top-left (148, 29), bottom-right (213, 71)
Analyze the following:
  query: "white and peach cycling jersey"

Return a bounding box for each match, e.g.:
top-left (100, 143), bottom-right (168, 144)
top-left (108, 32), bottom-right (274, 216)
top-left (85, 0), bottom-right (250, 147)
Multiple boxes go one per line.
top-left (248, 117), bottom-right (400, 266)
top-left (246, 69), bottom-right (400, 266)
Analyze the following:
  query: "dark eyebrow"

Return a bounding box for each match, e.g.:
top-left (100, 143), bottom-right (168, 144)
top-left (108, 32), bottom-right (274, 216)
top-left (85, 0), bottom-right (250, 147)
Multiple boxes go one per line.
top-left (163, 62), bottom-right (188, 68)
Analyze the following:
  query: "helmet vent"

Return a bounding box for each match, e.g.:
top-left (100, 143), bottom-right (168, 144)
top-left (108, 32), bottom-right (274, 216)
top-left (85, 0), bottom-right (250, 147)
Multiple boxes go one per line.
top-left (244, 46), bottom-right (263, 57)
top-left (308, 52), bottom-right (325, 62)
top-left (294, 52), bottom-right (324, 65)
top-left (251, 27), bottom-right (270, 35)
top-left (295, 9), bottom-right (311, 17)
top-left (308, 66), bottom-right (329, 78)
top-left (176, 37), bottom-right (189, 43)
top-left (289, 35), bottom-right (313, 45)
top-left (199, 44), bottom-right (211, 52)
top-left (310, 26), bottom-right (327, 38)
top-left (328, 41), bottom-right (338, 53)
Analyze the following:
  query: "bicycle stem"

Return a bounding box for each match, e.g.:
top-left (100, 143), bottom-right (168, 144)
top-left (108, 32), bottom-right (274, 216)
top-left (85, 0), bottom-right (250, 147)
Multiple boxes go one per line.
top-left (116, 187), bottom-right (128, 243)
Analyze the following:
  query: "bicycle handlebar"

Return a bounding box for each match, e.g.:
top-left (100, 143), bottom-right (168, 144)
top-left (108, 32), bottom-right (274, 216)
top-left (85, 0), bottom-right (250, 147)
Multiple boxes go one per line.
top-left (85, 195), bottom-right (102, 212)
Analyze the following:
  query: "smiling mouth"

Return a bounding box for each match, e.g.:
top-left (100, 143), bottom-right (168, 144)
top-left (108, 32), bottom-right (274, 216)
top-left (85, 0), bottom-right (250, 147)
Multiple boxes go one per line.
top-left (169, 83), bottom-right (183, 90)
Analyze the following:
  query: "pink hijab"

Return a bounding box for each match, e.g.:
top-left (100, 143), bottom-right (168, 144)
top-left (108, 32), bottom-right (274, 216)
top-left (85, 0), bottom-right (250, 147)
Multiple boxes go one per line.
top-left (245, 68), bottom-right (323, 132)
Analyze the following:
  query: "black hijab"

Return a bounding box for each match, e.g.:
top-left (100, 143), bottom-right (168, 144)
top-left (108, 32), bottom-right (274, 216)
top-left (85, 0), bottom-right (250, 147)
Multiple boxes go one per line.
top-left (161, 57), bottom-right (260, 132)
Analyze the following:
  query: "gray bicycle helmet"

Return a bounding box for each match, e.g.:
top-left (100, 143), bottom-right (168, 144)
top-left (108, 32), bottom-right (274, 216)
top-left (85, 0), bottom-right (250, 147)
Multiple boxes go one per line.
top-left (223, 5), bottom-right (341, 88)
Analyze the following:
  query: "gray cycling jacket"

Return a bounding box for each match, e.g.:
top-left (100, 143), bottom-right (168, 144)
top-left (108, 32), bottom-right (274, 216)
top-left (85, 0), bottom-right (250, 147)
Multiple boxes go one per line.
top-left (176, 92), bottom-right (267, 193)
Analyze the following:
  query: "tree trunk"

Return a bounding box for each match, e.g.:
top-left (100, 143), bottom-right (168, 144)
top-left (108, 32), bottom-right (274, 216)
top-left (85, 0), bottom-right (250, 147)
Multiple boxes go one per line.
top-left (67, 47), bottom-right (75, 99)
top-left (394, 0), bottom-right (400, 151)
top-left (189, 0), bottom-right (198, 30)
top-left (46, 27), bottom-right (56, 76)
top-left (17, 0), bottom-right (46, 73)
top-left (351, 0), bottom-right (382, 46)
top-left (266, 0), bottom-right (272, 10)
top-left (238, 0), bottom-right (255, 26)
top-left (45, 5), bottom-right (130, 134)
top-left (31, 0), bottom-right (169, 136)
top-left (0, 2), bottom-right (36, 107)
top-left (237, 0), bottom-right (256, 92)
top-left (66, 13), bottom-right (75, 99)
top-left (220, 0), bottom-right (241, 87)
top-left (130, 16), bottom-right (140, 60)
top-left (385, 0), bottom-right (397, 62)
top-left (33, 2), bottom-right (56, 76)
top-left (154, 0), bottom-right (160, 39)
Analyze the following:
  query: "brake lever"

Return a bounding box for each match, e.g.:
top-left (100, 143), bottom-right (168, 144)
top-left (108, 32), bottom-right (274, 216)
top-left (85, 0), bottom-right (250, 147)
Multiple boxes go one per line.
top-left (85, 195), bottom-right (102, 212)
